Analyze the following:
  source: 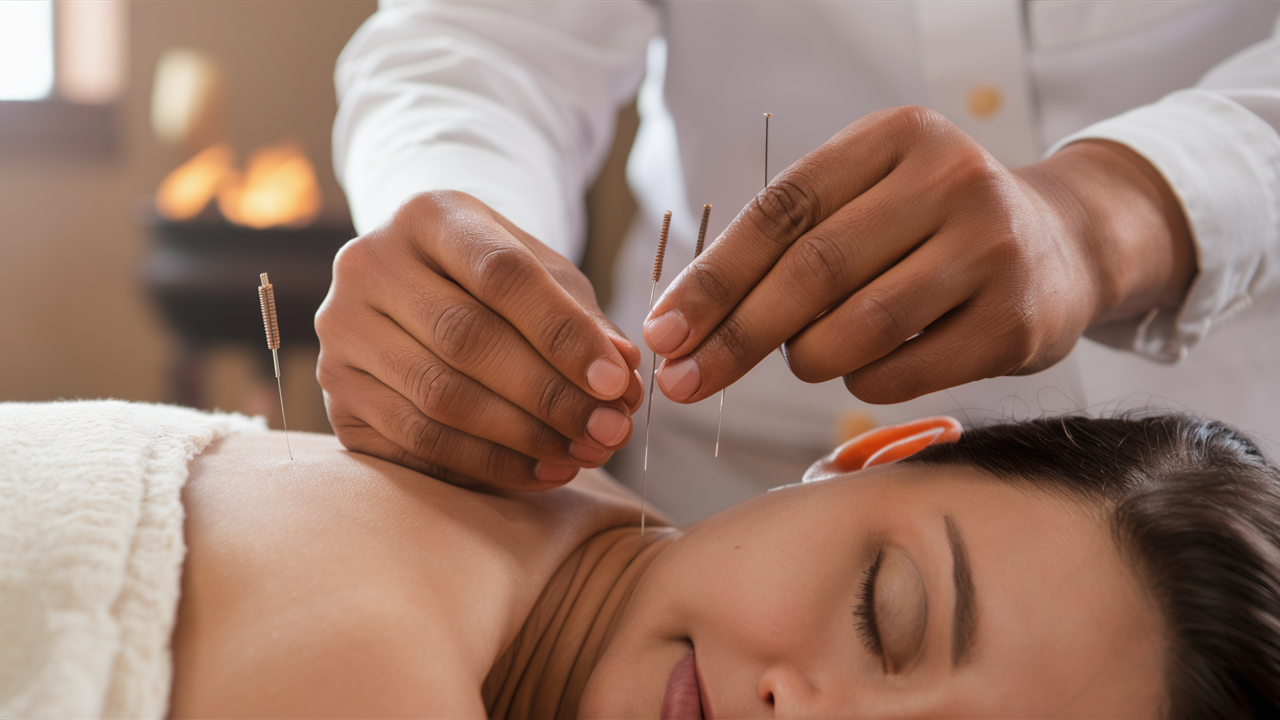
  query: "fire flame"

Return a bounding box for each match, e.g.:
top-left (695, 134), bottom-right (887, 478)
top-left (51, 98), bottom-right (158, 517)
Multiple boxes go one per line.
top-left (217, 143), bottom-right (322, 229)
top-left (155, 141), bottom-right (322, 228)
top-left (154, 143), bottom-right (234, 221)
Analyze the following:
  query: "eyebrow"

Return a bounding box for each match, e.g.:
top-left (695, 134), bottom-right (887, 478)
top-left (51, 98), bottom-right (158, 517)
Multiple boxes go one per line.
top-left (945, 515), bottom-right (976, 666)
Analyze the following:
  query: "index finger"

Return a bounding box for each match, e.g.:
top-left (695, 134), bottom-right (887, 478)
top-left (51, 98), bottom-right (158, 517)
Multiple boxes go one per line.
top-left (642, 106), bottom-right (926, 362)
top-left (404, 191), bottom-right (636, 402)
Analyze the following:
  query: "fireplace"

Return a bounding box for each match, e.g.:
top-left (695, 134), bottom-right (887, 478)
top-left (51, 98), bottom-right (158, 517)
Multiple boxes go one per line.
top-left (143, 140), bottom-right (354, 411)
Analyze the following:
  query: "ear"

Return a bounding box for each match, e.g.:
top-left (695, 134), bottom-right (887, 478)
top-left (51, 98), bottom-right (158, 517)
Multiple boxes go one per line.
top-left (804, 416), bottom-right (962, 482)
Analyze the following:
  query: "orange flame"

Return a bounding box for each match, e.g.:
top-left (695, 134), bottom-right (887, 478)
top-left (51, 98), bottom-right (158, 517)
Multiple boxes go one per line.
top-left (154, 143), bottom-right (234, 221)
top-left (217, 142), bottom-right (322, 229)
top-left (155, 141), bottom-right (322, 228)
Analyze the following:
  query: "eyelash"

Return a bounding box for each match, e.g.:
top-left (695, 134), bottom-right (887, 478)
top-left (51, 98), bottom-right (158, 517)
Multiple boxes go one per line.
top-left (855, 548), bottom-right (884, 659)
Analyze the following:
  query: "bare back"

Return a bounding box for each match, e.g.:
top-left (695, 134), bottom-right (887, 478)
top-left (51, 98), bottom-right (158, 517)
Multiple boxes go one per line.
top-left (169, 431), bottom-right (648, 717)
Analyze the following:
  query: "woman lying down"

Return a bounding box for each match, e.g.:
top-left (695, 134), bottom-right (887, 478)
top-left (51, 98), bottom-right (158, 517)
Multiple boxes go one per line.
top-left (1, 401), bottom-right (1278, 718)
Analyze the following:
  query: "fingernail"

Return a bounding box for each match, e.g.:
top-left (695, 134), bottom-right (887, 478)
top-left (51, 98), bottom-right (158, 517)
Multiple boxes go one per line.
top-left (646, 310), bottom-right (689, 354)
top-left (658, 356), bottom-right (701, 400)
top-left (587, 358), bottom-right (628, 397)
top-left (587, 406), bottom-right (630, 446)
top-left (627, 369), bottom-right (645, 412)
top-left (534, 461), bottom-right (577, 484)
top-left (569, 441), bottom-right (607, 464)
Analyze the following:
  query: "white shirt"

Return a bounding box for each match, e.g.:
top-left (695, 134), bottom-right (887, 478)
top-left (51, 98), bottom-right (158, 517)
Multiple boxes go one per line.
top-left (334, 1), bottom-right (1280, 521)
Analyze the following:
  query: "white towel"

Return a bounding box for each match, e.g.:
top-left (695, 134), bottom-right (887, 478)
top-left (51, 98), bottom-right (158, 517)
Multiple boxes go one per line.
top-left (0, 400), bottom-right (265, 718)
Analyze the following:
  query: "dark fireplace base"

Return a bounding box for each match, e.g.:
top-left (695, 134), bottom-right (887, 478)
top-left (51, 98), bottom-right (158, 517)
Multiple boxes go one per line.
top-left (144, 214), bottom-right (356, 407)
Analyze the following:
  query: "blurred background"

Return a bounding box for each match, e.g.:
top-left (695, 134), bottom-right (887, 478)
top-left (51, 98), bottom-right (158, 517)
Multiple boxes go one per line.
top-left (0, 0), bottom-right (638, 433)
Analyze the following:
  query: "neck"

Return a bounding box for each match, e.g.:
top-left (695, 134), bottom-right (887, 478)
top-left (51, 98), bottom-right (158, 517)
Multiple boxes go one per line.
top-left (483, 525), bottom-right (675, 719)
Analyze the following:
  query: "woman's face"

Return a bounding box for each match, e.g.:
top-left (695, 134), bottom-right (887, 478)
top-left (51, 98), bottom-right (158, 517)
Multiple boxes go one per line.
top-left (579, 463), bottom-right (1164, 719)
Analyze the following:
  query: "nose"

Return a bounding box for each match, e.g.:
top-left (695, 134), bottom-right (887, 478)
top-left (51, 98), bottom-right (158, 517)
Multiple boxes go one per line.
top-left (758, 665), bottom-right (821, 718)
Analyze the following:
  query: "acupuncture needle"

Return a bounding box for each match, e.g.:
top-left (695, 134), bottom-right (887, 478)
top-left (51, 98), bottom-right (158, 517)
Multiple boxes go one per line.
top-left (691, 202), bottom-right (728, 458)
top-left (258, 273), bottom-right (293, 460)
top-left (641, 210), bottom-right (672, 536)
top-left (713, 113), bottom-right (771, 457)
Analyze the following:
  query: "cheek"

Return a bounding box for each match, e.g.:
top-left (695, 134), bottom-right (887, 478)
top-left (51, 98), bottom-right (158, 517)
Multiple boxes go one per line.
top-left (674, 523), bottom-right (860, 658)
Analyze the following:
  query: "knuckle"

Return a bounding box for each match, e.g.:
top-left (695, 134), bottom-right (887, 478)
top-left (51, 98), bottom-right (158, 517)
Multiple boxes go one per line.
top-left (955, 151), bottom-right (1001, 189)
top-left (474, 244), bottom-right (534, 299)
top-left (412, 356), bottom-right (464, 420)
top-left (690, 263), bottom-right (735, 306)
top-left (965, 229), bottom-right (1024, 287)
top-left (323, 396), bottom-right (365, 437)
top-left (791, 233), bottom-right (851, 300)
top-left (314, 353), bottom-right (344, 390)
top-left (398, 190), bottom-right (453, 225)
top-left (536, 374), bottom-right (581, 425)
top-left (313, 295), bottom-right (356, 345)
top-left (527, 420), bottom-right (567, 456)
top-left (878, 105), bottom-right (943, 146)
top-left (942, 147), bottom-right (1006, 204)
top-left (990, 298), bottom-right (1039, 367)
top-left (432, 301), bottom-right (499, 367)
top-left (539, 313), bottom-right (581, 361)
top-left (330, 235), bottom-right (369, 280)
top-left (329, 421), bottom-right (360, 450)
top-left (403, 409), bottom-right (447, 462)
top-left (711, 314), bottom-right (754, 366)
top-left (483, 443), bottom-right (509, 480)
top-left (330, 424), bottom-right (380, 461)
top-left (313, 305), bottom-right (337, 345)
top-left (850, 292), bottom-right (912, 350)
top-left (903, 105), bottom-right (946, 133)
top-left (752, 175), bottom-right (823, 242)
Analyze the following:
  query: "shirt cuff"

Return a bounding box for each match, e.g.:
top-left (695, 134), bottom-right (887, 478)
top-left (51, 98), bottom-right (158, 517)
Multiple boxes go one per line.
top-left (1046, 89), bottom-right (1280, 363)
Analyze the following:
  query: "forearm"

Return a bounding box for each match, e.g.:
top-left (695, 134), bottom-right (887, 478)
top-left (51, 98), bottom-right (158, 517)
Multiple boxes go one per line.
top-left (1018, 139), bottom-right (1196, 328)
top-left (1036, 28), bottom-right (1280, 360)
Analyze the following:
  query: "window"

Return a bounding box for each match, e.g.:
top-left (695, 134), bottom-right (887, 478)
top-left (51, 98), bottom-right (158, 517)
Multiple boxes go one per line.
top-left (0, 0), bottom-right (127, 159)
top-left (0, 1), bottom-right (55, 101)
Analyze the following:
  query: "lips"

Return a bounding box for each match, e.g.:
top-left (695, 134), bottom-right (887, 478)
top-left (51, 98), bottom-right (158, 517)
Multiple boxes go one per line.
top-left (661, 650), bottom-right (704, 720)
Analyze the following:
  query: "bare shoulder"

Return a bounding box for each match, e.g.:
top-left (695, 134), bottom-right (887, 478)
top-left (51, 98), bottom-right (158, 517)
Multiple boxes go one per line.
top-left (170, 431), bottom-right (649, 716)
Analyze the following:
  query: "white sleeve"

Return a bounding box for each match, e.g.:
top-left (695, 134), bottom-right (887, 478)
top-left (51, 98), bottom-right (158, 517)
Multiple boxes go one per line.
top-left (1048, 27), bottom-right (1280, 363)
top-left (333, 0), bottom-right (659, 262)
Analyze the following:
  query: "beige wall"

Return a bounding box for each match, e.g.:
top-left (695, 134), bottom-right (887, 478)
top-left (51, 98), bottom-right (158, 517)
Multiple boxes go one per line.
top-left (0, 1), bottom-right (377, 428)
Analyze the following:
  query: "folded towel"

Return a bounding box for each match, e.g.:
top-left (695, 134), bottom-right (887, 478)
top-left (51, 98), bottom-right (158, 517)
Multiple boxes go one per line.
top-left (0, 400), bottom-right (265, 718)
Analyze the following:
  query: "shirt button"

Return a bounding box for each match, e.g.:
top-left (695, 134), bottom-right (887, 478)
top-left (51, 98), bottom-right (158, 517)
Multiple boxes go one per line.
top-left (967, 85), bottom-right (1003, 118)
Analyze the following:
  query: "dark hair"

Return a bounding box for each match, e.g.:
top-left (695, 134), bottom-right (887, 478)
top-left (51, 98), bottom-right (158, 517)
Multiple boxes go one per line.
top-left (903, 413), bottom-right (1280, 720)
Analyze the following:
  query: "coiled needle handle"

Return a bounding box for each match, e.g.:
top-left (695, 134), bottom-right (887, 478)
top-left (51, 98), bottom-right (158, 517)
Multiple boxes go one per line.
top-left (258, 273), bottom-right (293, 460)
top-left (641, 210), bottom-right (672, 536)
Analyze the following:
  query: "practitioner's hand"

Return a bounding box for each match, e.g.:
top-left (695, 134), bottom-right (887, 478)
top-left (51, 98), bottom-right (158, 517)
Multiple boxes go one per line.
top-left (316, 190), bottom-right (643, 490)
top-left (644, 106), bottom-right (1194, 404)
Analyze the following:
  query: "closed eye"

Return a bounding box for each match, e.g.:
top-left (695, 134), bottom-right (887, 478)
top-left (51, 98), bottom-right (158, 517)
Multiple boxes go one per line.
top-left (855, 548), bottom-right (884, 661)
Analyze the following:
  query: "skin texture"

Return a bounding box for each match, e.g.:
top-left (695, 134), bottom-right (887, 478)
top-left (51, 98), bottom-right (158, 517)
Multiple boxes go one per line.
top-left (169, 428), bottom-right (1164, 718)
top-left (645, 108), bottom-right (1195, 405)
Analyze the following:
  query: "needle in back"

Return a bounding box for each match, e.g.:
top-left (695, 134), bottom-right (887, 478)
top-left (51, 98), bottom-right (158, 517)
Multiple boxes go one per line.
top-left (258, 273), bottom-right (293, 460)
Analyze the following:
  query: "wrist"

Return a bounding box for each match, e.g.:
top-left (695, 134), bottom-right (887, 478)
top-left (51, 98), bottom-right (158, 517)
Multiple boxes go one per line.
top-left (1019, 140), bottom-right (1195, 327)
